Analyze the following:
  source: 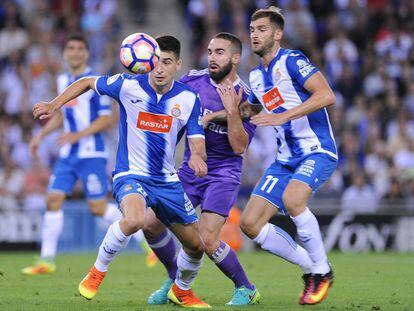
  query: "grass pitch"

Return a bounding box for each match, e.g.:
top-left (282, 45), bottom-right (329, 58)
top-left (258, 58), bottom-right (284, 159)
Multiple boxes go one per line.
top-left (0, 251), bottom-right (413, 310)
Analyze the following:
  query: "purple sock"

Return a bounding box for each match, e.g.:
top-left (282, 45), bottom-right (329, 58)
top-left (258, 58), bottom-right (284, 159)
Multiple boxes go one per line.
top-left (209, 241), bottom-right (254, 290)
top-left (147, 230), bottom-right (178, 280)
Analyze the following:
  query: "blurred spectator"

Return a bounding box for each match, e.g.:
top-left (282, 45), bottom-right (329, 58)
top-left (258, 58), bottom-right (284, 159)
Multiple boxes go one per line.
top-left (283, 0), bottom-right (316, 50)
top-left (323, 30), bottom-right (359, 85)
top-left (341, 173), bottom-right (379, 214)
top-left (0, 51), bottom-right (27, 116)
top-left (393, 138), bottom-right (414, 172)
top-left (0, 157), bottom-right (25, 211)
top-left (365, 140), bottom-right (389, 198)
top-left (386, 113), bottom-right (414, 156)
top-left (0, 11), bottom-right (28, 60)
top-left (383, 178), bottom-right (405, 204)
top-left (21, 158), bottom-right (50, 211)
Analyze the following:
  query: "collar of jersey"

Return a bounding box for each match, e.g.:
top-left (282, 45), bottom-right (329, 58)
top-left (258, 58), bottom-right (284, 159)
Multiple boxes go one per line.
top-left (137, 73), bottom-right (178, 104)
top-left (209, 76), bottom-right (241, 88)
top-left (259, 47), bottom-right (283, 90)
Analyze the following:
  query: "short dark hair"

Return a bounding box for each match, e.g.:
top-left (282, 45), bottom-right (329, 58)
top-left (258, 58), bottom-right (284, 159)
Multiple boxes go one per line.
top-left (65, 33), bottom-right (89, 50)
top-left (251, 6), bottom-right (285, 30)
top-left (213, 32), bottom-right (242, 55)
top-left (156, 35), bottom-right (181, 59)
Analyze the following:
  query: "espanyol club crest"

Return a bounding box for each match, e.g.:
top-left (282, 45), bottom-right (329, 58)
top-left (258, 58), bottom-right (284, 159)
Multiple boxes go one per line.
top-left (171, 104), bottom-right (181, 117)
top-left (274, 67), bottom-right (281, 81)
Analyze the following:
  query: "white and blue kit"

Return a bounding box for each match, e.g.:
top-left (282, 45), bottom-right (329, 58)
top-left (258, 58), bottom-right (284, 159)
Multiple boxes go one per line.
top-left (49, 68), bottom-right (111, 199)
top-left (248, 48), bottom-right (338, 214)
top-left (95, 73), bottom-right (204, 226)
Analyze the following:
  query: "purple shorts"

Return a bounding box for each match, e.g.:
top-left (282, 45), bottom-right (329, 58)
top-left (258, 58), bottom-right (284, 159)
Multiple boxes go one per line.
top-left (178, 169), bottom-right (240, 217)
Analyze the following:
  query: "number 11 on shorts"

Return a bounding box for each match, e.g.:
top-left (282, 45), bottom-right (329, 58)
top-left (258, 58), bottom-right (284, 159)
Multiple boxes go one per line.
top-left (260, 175), bottom-right (279, 193)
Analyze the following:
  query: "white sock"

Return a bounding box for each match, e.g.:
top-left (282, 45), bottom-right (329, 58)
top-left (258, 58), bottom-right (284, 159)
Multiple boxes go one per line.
top-left (254, 223), bottom-right (312, 273)
top-left (102, 203), bottom-right (122, 223)
top-left (291, 207), bottom-right (330, 274)
top-left (101, 203), bottom-right (142, 243)
top-left (175, 249), bottom-right (203, 290)
top-left (40, 210), bottom-right (64, 259)
top-left (94, 221), bottom-right (131, 272)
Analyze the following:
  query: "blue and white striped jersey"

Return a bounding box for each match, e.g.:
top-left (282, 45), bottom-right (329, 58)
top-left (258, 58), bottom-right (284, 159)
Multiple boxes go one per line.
top-left (57, 67), bottom-right (111, 159)
top-left (248, 48), bottom-right (337, 165)
top-left (95, 73), bottom-right (204, 182)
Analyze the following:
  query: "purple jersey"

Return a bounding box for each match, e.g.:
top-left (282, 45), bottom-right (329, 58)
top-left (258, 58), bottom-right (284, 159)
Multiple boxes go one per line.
top-left (179, 69), bottom-right (256, 182)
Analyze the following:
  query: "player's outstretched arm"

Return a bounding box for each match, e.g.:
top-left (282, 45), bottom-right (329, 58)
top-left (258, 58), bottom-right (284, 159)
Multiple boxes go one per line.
top-left (205, 101), bottom-right (262, 124)
top-left (33, 77), bottom-right (97, 120)
top-left (188, 137), bottom-right (207, 177)
top-left (251, 72), bottom-right (335, 127)
top-left (201, 110), bottom-right (227, 128)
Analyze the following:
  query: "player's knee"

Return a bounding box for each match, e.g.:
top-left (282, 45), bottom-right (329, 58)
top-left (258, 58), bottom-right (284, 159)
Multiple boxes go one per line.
top-left (201, 232), bottom-right (219, 256)
top-left (184, 238), bottom-right (205, 255)
top-left (282, 192), bottom-right (305, 215)
top-left (240, 217), bottom-right (260, 239)
top-left (46, 193), bottom-right (64, 211)
top-left (122, 217), bottom-right (144, 234)
top-left (189, 243), bottom-right (205, 256)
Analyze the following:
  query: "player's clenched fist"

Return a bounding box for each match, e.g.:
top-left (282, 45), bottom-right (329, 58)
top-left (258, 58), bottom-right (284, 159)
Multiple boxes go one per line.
top-left (33, 101), bottom-right (56, 120)
top-left (189, 154), bottom-right (208, 177)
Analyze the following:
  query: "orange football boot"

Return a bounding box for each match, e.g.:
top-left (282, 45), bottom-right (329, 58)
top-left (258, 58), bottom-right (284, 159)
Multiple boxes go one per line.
top-left (167, 283), bottom-right (211, 308)
top-left (299, 269), bottom-right (334, 305)
top-left (78, 266), bottom-right (106, 300)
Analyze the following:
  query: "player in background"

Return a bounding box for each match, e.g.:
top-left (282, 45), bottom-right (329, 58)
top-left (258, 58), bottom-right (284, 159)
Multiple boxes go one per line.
top-left (143, 32), bottom-right (261, 306)
top-left (33, 35), bottom-right (211, 308)
top-left (241, 7), bottom-right (337, 305)
top-left (22, 34), bottom-right (155, 276)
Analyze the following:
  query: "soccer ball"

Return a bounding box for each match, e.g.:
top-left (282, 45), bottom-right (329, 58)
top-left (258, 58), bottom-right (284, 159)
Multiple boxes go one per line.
top-left (119, 33), bottom-right (160, 74)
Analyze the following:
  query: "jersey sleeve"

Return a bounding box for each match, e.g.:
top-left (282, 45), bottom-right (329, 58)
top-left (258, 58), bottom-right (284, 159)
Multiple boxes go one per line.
top-left (95, 73), bottom-right (124, 101)
top-left (286, 51), bottom-right (319, 88)
top-left (186, 95), bottom-right (205, 139)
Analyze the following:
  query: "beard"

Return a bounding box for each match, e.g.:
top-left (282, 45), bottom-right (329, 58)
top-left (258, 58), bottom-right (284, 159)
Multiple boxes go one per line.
top-left (252, 36), bottom-right (275, 57)
top-left (209, 61), bottom-right (233, 83)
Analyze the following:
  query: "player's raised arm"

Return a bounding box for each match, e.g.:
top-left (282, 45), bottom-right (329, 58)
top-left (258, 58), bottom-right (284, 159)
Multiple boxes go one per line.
top-left (251, 53), bottom-right (335, 127)
top-left (217, 79), bottom-right (249, 154)
top-left (285, 72), bottom-right (335, 119)
top-left (203, 103), bottom-right (261, 124)
top-left (33, 77), bottom-right (97, 120)
top-left (205, 97), bottom-right (262, 125)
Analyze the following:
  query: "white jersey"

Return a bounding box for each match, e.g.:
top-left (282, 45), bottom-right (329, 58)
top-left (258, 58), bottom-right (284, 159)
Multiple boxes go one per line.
top-left (95, 73), bottom-right (204, 182)
top-left (248, 48), bottom-right (337, 165)
top-left (57, 67), bottom-right (111, 159)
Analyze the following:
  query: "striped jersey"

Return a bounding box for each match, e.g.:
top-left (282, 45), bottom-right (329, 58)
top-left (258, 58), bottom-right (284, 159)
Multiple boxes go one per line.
top-left (248, 48), bottom-right (337, 165)
top-left (95, 73), bottom-right (204, 182)
top-left (57, 67), bottom-right (111, 159)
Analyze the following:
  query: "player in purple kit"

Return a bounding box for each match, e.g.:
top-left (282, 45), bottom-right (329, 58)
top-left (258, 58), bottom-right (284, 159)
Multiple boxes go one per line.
top-left (143, 32), bottom-right (261, 306)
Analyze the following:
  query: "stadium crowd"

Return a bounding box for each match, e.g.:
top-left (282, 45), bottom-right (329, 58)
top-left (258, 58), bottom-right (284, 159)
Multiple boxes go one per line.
top-left (1, 0), bottom-right (414, 213)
